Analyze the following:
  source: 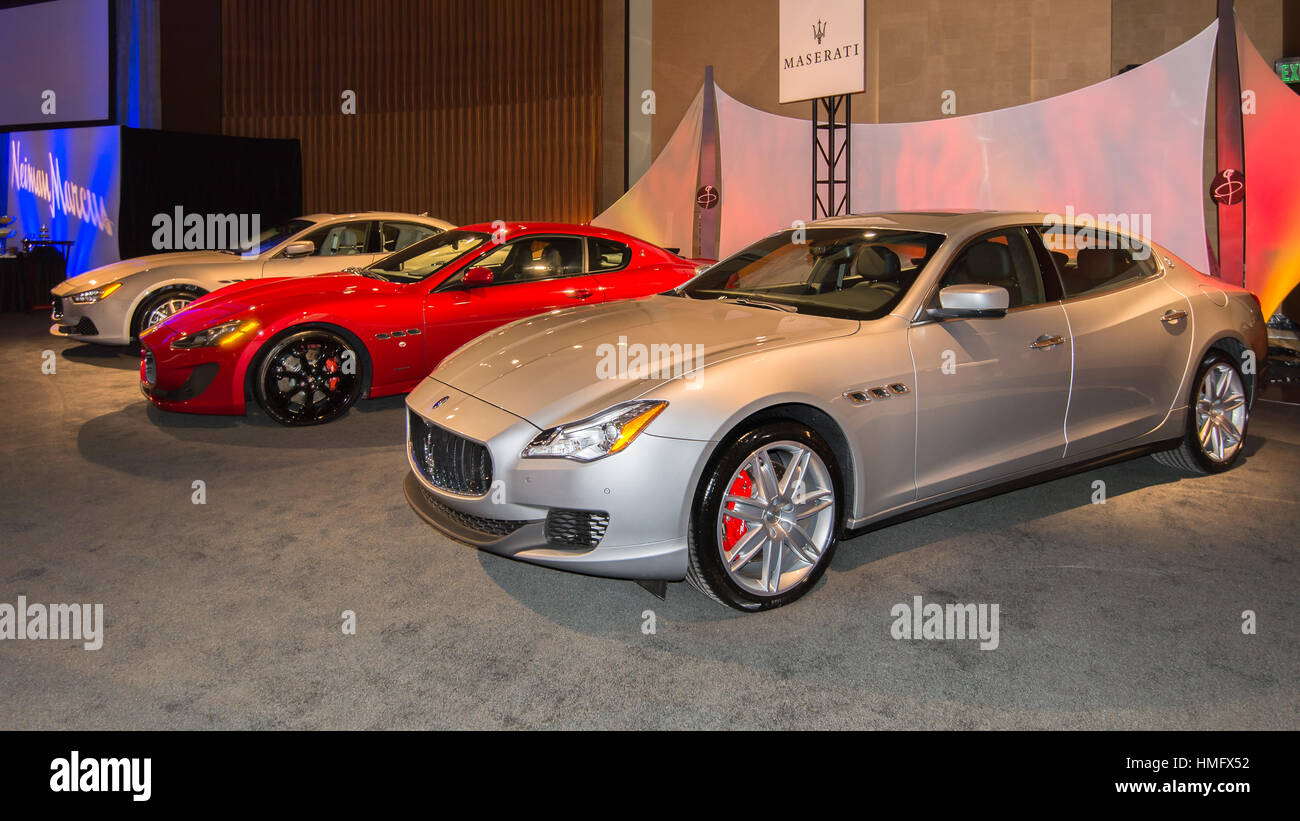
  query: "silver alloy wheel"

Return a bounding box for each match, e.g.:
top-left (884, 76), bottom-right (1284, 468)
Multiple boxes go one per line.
top-left (144, 295), bottom-right (194, 329)
top-left (716, 441), bottom-right (836, 596)
top-left (1194, 362), bottom-right (1247, 463)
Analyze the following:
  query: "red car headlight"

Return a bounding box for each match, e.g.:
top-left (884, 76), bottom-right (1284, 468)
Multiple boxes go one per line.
top-left (171, 319), bottom-right (259, 349)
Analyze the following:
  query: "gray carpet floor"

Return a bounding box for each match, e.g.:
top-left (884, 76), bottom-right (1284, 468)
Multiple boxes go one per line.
top-left (1, 312), bottom-right (1296, 729)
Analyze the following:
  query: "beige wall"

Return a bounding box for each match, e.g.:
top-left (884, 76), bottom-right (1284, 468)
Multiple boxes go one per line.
top-left (1112, 0), bottom-right (1283, 73)
top-left (643, 0), bottom-right (1285, 156)
top-left (866, 0), bottom-right (1111, 124)
top-left (649, 0), bottom-right (782, 156)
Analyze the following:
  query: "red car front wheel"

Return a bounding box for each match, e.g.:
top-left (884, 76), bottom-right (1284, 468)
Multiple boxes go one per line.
top-left (253, 329), bottom-right (364, 426)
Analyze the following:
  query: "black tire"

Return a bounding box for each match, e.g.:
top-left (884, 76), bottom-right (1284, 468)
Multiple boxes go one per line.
top-left (685, 421), bottom-right (842, 611)
top-left (133, 287), bottom-right (203, 338)
top-left (253, 328), bottom-right (364, 426)
top-left (1152, 351), bottom-right (1250, 474)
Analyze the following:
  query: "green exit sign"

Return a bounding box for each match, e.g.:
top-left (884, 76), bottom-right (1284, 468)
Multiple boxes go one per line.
top-left (1277, 58), bottom-right (1300, 87)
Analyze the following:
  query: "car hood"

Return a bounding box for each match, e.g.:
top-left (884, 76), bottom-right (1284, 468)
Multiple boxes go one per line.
top-left (432, 295), bottom-right (859, 427)
top-left (52, 251), bottom-right (243, 295)
top-left (157, 272), bottom-right (403, 332)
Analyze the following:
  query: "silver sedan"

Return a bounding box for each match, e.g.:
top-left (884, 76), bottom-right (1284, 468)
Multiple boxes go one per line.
top-left (405, 211), bottom-right (1267, 611)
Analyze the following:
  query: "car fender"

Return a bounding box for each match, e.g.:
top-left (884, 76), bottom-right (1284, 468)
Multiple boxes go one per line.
top-left (634, 320), bottom-right (914, 526)
top-left (123, 276), bottom-right (214, 339)
top-left (234, 312), bottom-right (377, 408)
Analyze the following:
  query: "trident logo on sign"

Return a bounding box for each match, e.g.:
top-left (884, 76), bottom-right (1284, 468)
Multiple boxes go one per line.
top-left (813, 19), bottom-right (828, 45)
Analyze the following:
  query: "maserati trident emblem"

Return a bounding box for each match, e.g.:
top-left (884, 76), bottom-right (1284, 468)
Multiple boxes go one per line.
top-left (813, 19), bottom-right (827, 44)
top-left (431, 395), bottom-right (450, 410)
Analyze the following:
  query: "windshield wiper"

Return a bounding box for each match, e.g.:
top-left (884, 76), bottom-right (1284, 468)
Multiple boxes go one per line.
top-left (343, 266), bottom-right (386, 280)
top-left (718, 295), bottom-right (798, 313)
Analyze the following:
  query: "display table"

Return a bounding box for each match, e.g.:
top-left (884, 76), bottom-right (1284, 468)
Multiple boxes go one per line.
top-left (0, 247), bottom-right (68, 313)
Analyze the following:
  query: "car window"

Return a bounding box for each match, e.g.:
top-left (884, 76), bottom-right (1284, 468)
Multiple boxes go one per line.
top-left (299, 221), bottom-right (372, 257)
top-left (682, 227), bottom-right (945, 321)
top-left (464, 236), bottom-right (586, 284)
top-left (936, 228), bottom-right (1046, 309)
top-left (247, 219), bottom-right (314, 255)
top-left (366, 229), bottom-right (490, 282)
top-left (378, 221), bottom-right (441, 254)
top-left (588, 237), bottom-right (631, 271)
top-left (1033, 225), bottom-right (1159, 298)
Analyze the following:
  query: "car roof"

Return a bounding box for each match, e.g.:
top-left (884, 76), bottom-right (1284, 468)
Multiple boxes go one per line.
top-left (805, 210), bottom-right (1061, 236)
top-left (455, 221), bottom-right (670, 250)
top-left (298, 212), bottom-right (454, 226)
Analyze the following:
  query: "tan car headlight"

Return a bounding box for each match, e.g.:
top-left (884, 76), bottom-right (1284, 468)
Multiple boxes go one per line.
top-left (68, 281), bottom-right (122, 304)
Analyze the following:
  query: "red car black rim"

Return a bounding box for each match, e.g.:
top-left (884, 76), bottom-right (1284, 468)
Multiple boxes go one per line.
top-left (262, 335), bottom-right (358, 422)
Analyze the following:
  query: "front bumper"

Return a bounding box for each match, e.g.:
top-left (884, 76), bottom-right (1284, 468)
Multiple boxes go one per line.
top-left (48, 293), bottom-right (131, 345)
top-left (138, 328), bottom-right (249, 415)
top-left (404, 378), bottom-right (698, 581)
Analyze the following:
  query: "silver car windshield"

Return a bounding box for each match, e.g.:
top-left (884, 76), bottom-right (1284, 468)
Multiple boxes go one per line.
top-left (366, 230), bottom-right (491, 282)
top-left (221, 219), bottom-right (314, 255)
top-left (683, 227), bottom-right (945, 320)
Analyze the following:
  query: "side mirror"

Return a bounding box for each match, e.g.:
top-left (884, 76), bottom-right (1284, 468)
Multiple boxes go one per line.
top-left (461, 267), bottom-right (494, 287)
top-left (928, 284), bottom-right (1009, 319)
top-left (284, 240), bottom-right (315, 258)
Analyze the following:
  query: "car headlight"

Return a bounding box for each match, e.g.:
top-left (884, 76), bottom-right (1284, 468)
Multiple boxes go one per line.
top-left (522, 400), bottom-right (667, 462)
top-left (171, 319), bottom-right (259, 349)
top-left (68, 281), bottom-right (122, 304)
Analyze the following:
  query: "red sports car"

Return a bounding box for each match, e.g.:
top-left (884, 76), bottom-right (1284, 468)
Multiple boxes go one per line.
top-left (138, 223), bottom-right (705, 425)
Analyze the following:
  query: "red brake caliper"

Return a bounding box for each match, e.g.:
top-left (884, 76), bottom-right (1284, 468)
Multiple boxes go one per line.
top-left (324, 357), bottom-right (340, 391)
top-left (722, 471), bottom-right (754, 553)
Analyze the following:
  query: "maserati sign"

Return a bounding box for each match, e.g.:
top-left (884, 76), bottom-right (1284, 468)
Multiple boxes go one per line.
top-left (779, 0), bottom-right (865, 103)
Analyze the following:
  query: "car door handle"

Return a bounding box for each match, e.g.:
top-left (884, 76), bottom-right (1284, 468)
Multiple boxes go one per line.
top-left (1029, 334), bottom-right (1066, 350)
top-left (567, 288), bottom-right (594, 299)
top-left (1161, 309), bottom-right (1188, 324)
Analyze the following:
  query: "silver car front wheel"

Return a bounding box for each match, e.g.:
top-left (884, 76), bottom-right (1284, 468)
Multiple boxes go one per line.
top-left (716, 442), bottom-right (836, 596)
top-left (687, 422), bottom-right (841, 611)
top-left (134, 288), bottom-right (203, 338)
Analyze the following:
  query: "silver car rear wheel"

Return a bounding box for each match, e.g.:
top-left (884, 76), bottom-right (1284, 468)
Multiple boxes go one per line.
top-left (1153, 351), bottom-right (1250, 474)
top-left (715, 442), bottom-right (836, 596)
top-left (1194, 362), bottom-right (1246, 464)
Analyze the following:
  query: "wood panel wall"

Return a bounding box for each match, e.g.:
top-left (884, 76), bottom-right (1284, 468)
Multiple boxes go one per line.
top-left (220, 0), bottom-right (603, 225)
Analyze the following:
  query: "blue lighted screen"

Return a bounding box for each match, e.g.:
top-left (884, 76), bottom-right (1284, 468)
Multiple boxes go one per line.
top-left (6, 126), bottom-right (121, 275)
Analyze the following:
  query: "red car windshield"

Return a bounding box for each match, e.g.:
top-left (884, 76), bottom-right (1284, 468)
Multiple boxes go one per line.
top-left (366, 229), bottom-right (491, 282)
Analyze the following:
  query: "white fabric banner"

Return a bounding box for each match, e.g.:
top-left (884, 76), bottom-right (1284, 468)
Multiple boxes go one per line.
top-left (595, 21), bottom-right (1218, 272)
top-left (591, 87), bottom-right (703, 255)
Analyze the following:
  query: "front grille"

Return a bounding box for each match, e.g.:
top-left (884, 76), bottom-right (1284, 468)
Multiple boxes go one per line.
top-left (418, 485), bottom-right (529, 538)
top-left (409, 408), bottom-right (492, 496)
top-left (51, 296), bottom-right (63, 320)
top-left (545, 509), bottom-right (610, 548)
top-left (57, 317), bottom-right (97, 336)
